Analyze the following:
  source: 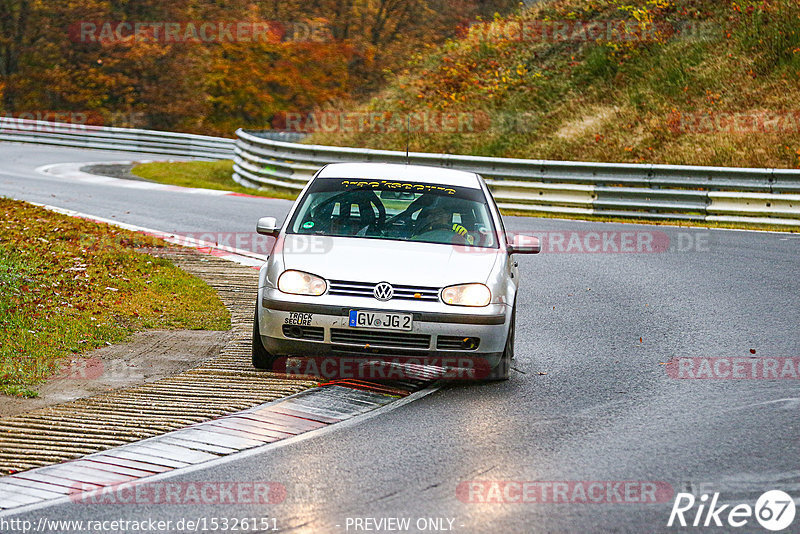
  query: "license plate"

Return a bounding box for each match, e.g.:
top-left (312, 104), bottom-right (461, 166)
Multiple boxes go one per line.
top-left (349, 310), bottom-right (413, 331)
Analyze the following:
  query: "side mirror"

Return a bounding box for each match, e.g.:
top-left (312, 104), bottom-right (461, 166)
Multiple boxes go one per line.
top-left (256, 216), bottom-right (281, 237)
top-left (507, 234), bottom-right (540, 255)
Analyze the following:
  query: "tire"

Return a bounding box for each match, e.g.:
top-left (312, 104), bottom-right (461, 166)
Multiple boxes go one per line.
top-left (487, 304), bottom-right (515, 381)
top-left (252, 304), bottom-right (278, 370)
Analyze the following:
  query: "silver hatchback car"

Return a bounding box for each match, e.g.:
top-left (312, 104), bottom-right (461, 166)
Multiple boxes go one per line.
top-left (253, 163), bottom-right (539, 380)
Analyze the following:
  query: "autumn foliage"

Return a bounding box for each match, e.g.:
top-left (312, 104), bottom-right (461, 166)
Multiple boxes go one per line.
top-left (0, 0), bottom-right (516, 136)
top-left (309, 0), bottom-right (800, 169)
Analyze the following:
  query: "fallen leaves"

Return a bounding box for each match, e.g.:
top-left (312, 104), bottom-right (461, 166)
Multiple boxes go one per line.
top-left (0, 198), bottom-right (230, 394)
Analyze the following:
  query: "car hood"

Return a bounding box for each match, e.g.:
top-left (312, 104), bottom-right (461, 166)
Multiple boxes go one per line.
top-left (281, 235), bottom-right (500, 287)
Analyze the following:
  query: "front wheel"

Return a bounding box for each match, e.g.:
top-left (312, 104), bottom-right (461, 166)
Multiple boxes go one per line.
top-left (252, 304), bottom-right (278, 370)
top-left (487, 304), bottom-right (515, 381)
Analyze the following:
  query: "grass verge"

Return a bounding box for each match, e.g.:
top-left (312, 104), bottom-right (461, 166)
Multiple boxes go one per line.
top-left (131, 160), bottom-right (298, 200)
top-left (0, 198), bottom-right (231, 398)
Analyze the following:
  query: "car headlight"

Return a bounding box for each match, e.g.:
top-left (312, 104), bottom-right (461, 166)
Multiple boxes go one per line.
top-left (441, 283), bottom-right (491, 307)
top-left (278, 270), bottom-right (327, 296)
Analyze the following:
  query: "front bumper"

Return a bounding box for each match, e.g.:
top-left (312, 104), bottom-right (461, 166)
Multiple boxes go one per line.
top-left (258, 291), bottom-right (510, 368)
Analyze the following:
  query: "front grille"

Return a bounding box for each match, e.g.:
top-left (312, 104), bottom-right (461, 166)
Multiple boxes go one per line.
top-left (328, 280), bottom-right (440, 302)
top-left (282, 324), bottom-right (325, 341)
top-left (437, 336), bottom-right (480, 351)
top-left (330, 328), bottom-right (431, 350)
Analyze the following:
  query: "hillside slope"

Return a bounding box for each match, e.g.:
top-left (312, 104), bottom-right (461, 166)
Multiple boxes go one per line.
top-left (307, 0), bottom-right (800, 169)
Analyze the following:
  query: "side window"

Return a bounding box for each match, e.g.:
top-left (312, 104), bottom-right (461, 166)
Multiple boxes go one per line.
top-left (482, 178), bottom-right (506, 240)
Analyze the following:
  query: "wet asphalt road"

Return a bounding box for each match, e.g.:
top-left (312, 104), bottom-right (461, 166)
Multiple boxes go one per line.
top-left (1, 143), bottom-right (799, 533)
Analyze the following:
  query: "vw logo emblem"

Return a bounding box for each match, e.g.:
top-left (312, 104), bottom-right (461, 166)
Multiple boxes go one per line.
top-left (373, 282), bottom-right (394, 302)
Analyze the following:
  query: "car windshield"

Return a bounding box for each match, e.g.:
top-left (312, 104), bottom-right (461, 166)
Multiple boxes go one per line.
top-left (287, 177), bottom-right (499, 248)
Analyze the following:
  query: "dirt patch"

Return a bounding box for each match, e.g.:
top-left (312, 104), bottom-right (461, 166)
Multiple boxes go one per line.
top-left (0, 253), bottom-right (318, 477)
top-left (554, 106), bottom-right (620, 141)
top-left (0, 329), bottom-right (231, 418)
top-left (80, 163), bottom-right (152, 182)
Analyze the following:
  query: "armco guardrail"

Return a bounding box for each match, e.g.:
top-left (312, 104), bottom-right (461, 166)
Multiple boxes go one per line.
top-left (0, 117), bottom-right (235, 159)
top-left (234, 129), bottom-right (800, 226)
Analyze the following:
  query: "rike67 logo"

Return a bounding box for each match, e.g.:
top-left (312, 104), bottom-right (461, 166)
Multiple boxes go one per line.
top-left (668, 490), bottom-right (796, 531)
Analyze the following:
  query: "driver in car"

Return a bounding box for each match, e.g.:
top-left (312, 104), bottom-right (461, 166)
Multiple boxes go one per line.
top-left (413, 200), bottom-right (475, 245)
